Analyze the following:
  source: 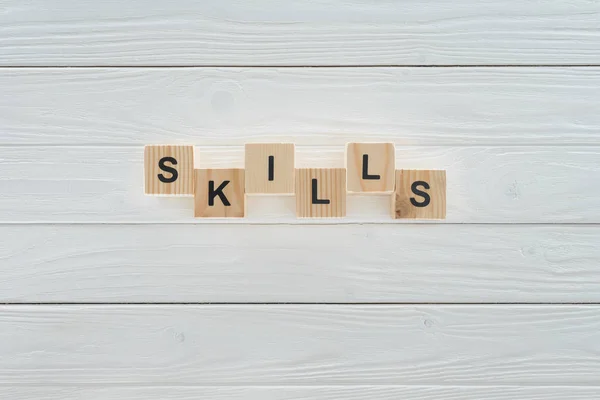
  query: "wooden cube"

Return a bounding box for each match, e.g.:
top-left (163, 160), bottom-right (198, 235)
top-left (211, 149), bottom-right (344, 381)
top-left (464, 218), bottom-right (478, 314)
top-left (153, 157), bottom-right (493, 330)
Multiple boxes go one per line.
top-left (144, 145), bottom-right (194, 195)
top-left (346, 143), bottom-right (395, 193)
top-left (194, 169), bottom-right (245, 218)
top-left (391, 170), bottom-right (446, 219)
top-left (245, 143), bottom-right (295, 194)
top-left (296, 168), bottom-right (346, 218)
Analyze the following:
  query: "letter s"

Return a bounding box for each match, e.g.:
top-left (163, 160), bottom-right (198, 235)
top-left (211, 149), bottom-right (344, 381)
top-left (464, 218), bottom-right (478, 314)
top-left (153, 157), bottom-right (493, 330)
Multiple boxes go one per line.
top-left (158, 156), bottom-right (178, 183)
top-left (410, 181), bottom-right (430, 207)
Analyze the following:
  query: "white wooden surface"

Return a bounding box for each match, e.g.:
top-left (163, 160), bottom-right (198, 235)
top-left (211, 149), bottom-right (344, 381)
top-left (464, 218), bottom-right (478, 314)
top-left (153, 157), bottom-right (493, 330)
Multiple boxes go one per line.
top-left (1, 145), bottom-right (598, 223)
top-left (1, 305), bottom-right (600, 386)
top-left (1, 225), bottom-right (599, 303)
top-left (2, 0), bottom-right (600, 397)
top-left (1, 67), bottom-right (599, 145)
top-left (1, 0), bottom-right (599, 66)
top-left (4, 386), bottom-right (600, 400)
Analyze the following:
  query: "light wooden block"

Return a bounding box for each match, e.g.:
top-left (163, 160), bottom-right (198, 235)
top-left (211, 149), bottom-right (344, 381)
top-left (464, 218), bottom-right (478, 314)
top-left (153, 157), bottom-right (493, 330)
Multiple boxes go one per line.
top-left (194, 169), bottom-right (245, 218)
top-left (391, 170), bottom-right (446, 219)
top-left (245, 143), bottom-right (295, 194)
top-left (346, 142), bottom-right (395, 193)
top-left (144, 145), bottom-right (194, 195)
top-left (296, 168), bottom-right (346, 218)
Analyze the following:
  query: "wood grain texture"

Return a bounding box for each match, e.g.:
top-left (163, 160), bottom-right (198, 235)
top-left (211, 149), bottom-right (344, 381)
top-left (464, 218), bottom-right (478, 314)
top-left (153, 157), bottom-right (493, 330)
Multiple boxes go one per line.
top-left (346, 143), bottom-right (395, 194)
top-left (1, 305), bottom-right (600, 385)
top-left (245, 143), bottom-right (295, 194)
top-left (194, 169), bottom-right (245, 218)
top-left (295, 168), bottom-right (346, 218)
top-left (0, 145), bottom-right (598, 223)
top-left (392, 170), bottom-right (446, 219)
top-left (2, 67), bottom-right (600, 145)
top-left (3, 386), bottom-right (600, 400)
top-left (1, 0), bottom-right (599, 66)
top-left (1, 224), bottom-right (599, 303)
top-left (144, 145), bottom-right (194, 196)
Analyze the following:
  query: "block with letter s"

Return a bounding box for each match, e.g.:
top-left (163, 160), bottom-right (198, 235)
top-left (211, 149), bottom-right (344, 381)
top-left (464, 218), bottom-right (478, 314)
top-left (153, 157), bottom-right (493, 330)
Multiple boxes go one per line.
top-left (391, 170), bottom-right (446, 220)
top-left (144, 145), bottom-right (194, 196)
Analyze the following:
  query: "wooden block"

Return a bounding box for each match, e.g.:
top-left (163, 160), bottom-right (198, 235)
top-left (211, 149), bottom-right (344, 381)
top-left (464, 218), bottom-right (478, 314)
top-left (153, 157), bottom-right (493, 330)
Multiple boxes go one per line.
top-left (391, 170), bottom-right (446, 219)
top-left (346, 142), bottom-right (395, 193)
top-left (296, 168), bottom-right (346, 218)
top-left (245, 143), bottom-right (295, 194)
top-left (194, 169), bottom-right (245, 218)
top-left (144, 145), bottom-right (194, 195)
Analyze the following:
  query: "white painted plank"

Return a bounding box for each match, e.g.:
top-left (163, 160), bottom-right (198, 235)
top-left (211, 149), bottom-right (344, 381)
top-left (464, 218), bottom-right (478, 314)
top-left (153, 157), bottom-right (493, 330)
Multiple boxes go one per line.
top-left (1, 0), bottom-right (599, 66)
top-left (1, 305), bottom-right (600, 385)
top-left (0, 145), bottom-right (598, 223)
top-left (3, 386), bottom-right (600, 400)
top-left (1, 224), bottom-right (599, 303)
top-left (1, 67), bottom-right (600, 145)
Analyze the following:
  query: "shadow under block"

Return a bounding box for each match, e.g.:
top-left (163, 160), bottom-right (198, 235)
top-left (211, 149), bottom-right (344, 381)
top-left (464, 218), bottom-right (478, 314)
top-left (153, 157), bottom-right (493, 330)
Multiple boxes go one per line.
top-left (296, 168), bottom-right (346, 218)
top-left (245, 143), bottom-right (295, 194)
top-left (194, 169), bottom-right (245, 218)
top-left (144, 145), bottom-right (194, 195)
top-left (346, 142), bottom-right (395, 194)
top-left (392, 170), bottom-right (446, 220)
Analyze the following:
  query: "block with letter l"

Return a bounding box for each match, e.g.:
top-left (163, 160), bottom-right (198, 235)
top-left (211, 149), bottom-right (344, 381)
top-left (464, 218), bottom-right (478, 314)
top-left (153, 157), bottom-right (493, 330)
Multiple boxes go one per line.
top-left (195, 169), bottom-right (245, 218)
top-left (391, 170), bottom-right (446, 219)
top-left (296, 168), bottom-right (346, 218)
top-left (346, 142), bottom-right (395, 193)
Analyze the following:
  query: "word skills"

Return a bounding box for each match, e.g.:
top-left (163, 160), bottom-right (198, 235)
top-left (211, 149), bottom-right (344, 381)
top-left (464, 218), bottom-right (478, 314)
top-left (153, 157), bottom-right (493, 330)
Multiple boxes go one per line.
top-left (144, 143), bottom-right (446, 219)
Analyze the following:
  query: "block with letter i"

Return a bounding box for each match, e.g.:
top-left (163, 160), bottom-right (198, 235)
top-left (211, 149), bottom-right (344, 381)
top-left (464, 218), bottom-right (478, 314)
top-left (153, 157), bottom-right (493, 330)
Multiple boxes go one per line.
top-left (245, 143), bottom-right (295, 194)
top-left (194, 169), bottom-right (245, 218)
top-left (391, 170), bottom-right (446, 219)
top-left (296, 169), bottom-right (346, 218)
top-left (144, 145), bottom-right (194, 195)
top-left (346, 142), bottom-right (395, 193)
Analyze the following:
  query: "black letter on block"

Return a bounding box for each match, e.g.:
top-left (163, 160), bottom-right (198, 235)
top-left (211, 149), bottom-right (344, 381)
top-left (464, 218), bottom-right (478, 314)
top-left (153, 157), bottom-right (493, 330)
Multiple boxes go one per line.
top-left (410, 181), bottom-right (431, 207)
top-left (362, 154), bottom-right (380, 180)
top-left (208, 181), bottom-right (231, 206)
top-left (311, 179), bottom-right (330, 205)
top-left (158, 156), bottom-right (178, 183)
top-left (268, 156), bottom-right (275, 181)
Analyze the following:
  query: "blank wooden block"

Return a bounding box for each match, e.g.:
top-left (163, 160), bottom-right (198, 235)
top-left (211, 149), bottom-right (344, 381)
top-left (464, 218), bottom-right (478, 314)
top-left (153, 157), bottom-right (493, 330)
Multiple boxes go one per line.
top-left (296, 168), bottom-right (346, 218)
top-left (245, 143), bottom-right (295, 194)
top-left (391, 170), bottom-right (446, 219)
top-left (144, 145), bottom-right (194, 195)
top-left (194, 169), bottom-right (245, 218)
top-left (346, 142), bottom-right (395, 193)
